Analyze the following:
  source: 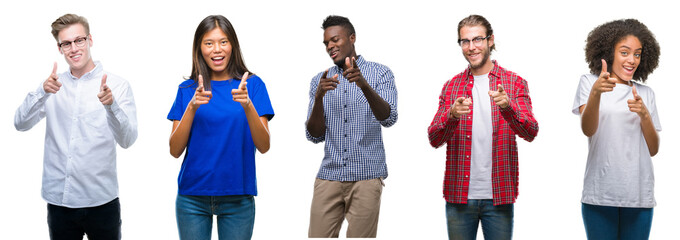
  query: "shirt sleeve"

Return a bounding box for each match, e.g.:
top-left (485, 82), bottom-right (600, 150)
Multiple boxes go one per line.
top-left (14, 82), bottom-right (50, 131)
top-left (375, 67), bottom-right (398, 127)
top-left (498, 76), bottom-right (539, 142)
top-left (168, 84), bottom-right (187, 121)
top-left (249, 76), bottom-right (275, 120)
top-left (305, 72), bottom-right (325, 143)
top-left (572, 74), bottom-right (593, 115)
top-left (105, 78), bottom-right (138, 149)
top-left (427, 80), bottom-right (460, 148)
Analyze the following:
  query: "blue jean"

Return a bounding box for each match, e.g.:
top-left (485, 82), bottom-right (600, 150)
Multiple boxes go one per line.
top-left (176, 194), bottom-right (255, 240)
top-left (446, 200), bottom-right (513, 240)
top-left (582, 203), bottom-right (653, 240)
top-left (47, 198), bottom-right (121, 240)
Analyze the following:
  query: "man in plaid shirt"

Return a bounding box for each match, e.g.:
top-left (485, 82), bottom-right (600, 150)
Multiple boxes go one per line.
top-left (427, 15), bottom-right (538, 240)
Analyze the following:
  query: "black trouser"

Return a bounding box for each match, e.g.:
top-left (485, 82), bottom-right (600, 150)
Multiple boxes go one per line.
top-left (47, 198), bottom-right (121, 240)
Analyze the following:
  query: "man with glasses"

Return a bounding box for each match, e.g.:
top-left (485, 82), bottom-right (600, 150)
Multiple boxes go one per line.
top-left (14, 13), bottom-right (137, 240)
top-left (427, 15), bottom-right (538, 240)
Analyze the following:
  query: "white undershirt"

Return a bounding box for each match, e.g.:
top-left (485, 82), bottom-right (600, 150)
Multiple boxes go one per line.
top-left (468, 74), bottom-right (493, 199)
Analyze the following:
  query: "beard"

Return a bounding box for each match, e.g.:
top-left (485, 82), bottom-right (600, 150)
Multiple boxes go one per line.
top-left (467, 47), bottom-right (491, 70)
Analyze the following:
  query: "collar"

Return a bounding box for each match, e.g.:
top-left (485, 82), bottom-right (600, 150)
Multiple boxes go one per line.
top-left (67, 61), bottom-right (103, 80)
top-left (335, 55), bottom-right (366, 72)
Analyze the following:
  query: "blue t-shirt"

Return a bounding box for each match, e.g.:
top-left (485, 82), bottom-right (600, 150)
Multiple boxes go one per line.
top-left (167, 75), bottom-right (274, 196)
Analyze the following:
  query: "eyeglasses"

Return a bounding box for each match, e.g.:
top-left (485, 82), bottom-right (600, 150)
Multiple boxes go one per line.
top-left (457, 35), bottom-right (491, 47)
top-left (58, 36), bottom-right (89, 51)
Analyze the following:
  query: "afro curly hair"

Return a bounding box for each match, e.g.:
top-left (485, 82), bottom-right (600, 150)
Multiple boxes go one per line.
top-left (585, 19), bottom-right (660, 82)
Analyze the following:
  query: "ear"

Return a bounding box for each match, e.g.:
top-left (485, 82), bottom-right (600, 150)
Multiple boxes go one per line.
top-left (88, 34), bottom-right (93, 47)
top-left (57, 45), bottom-right (63, 55)
top-left (349, 33), bottom-right (356, 44)
top-left (488, 35), bottom-right (494, 49)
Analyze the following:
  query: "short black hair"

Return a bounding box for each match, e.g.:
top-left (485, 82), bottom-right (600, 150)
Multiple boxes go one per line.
top-left (322, 15), bottom-right (355, 36)
top-left (585, 19), bottom-right (660, 82)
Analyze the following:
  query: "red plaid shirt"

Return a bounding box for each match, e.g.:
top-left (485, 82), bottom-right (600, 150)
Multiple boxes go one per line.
top-left (428, 61), bottom-right (538, 205)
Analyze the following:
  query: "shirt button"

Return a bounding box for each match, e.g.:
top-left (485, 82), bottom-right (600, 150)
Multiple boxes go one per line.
top-left (465, 175), bottom-right (469, 178)
top-left (344, 134), bottom-right (347, 137)
top-left (343, 164), bottom-right (347, 166)
top-left (344, 119), bottom-right (348, 123)
top-left (467, 135), bottom-right (470, 138)
top-left (344, 105), bottom-right (347, 108)
top-left (466, 155), bottom-right (470, 158)
top-left (344, 149), bottom-right (347, 152)
top-left (344, 90), bottom-right (347, 93)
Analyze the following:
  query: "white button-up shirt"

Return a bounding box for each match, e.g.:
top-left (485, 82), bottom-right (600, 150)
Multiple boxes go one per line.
top-left (14, 61), bottom-right (137, 208)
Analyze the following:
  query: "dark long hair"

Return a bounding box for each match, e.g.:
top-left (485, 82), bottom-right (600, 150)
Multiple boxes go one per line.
top-left (189, 15), bottom-right (251, 89)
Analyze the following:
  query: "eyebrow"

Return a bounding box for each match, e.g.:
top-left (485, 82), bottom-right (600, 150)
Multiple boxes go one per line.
top-left (619, 45), bottom-right (643, 51)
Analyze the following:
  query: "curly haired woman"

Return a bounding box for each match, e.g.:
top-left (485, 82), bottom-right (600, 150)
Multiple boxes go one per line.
top-left (572, 19), bottom-right (661, 240)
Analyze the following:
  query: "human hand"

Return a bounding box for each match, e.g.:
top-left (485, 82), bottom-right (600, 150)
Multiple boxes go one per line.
top-left (190, 75), bottom-right (212, 109)
top-left (592, 59), bottom-right (618, 95)
top-left (97, 74), bottom-right (113, 105)
top-left (343, 57), bottom-right (368, 89)
top-left (488, 84), bottom-right (509, 108)
top-left (43, 62), bottom-right (62, 93)
top-left (627, 85), bottom-right (649, 119)
top-left (231, 72), bottom-right (251, 108)
top-left (315, 69), bottom-right (339, 100)
top-left (448, 97), bottom-right (472, 119)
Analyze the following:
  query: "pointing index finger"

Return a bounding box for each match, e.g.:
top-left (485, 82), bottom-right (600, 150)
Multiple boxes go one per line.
top-left (632, 84), bottom-right (640, 99)
top-left (52, 62), bottom-right (58, 75)
top-left (601, 59), bottom-right (608, 74)
top-left (322, 69), bottom-right (329, 79)
top-left (198, 75), bottom-right (204, 91)
top-left (352, 57), bottom-right (358, 69)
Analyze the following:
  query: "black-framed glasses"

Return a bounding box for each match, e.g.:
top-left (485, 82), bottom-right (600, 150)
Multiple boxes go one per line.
top-left (58, 36), bottom-right (89, 51)
top-left (457, 35), bottom-right (491, 47)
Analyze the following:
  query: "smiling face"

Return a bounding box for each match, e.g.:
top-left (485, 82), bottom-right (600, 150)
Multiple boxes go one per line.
top-left (323, 25), bottom-right (356, 68)
top-left (459, 25), bottom-right (494, 75)
top-left (610, 35), bottom-right (642, 82)
top-left (200, 27), bottom-right (233, 80)
top-left (57, 23), bottom-right (95, 78)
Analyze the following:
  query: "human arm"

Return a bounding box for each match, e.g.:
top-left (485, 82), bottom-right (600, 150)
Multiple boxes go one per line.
top-left (343, 57), bottom-right (392, 122)
top-left (580, 59), bottom-right (618, 137)
top-left (306, 70), bottom-right (338, 140)
top-left (494, 79), bottom-right (539, 142)
top-left (169, 75), bottom-right (212, 158)
top-left (628, 85), bottom-right (659, 156)
top-left (427, 81), bottom-right (468, 148)
top-left (100, 74), bottom-right (138, 148)
top-left (232, 72), bottom-right (271, 154)
top-left (14, 63), bottom-right (61, 131)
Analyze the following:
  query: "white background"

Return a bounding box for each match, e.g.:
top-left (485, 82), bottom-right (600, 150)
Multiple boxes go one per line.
top-left (1, 0), bottom-right (678, 239)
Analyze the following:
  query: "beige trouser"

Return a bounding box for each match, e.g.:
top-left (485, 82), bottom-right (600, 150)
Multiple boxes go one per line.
top-left (308, 178), bottom-right (384, 238)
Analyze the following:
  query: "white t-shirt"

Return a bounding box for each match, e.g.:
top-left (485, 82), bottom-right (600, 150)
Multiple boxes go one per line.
top-left (468, 74), bottom-right (493, 199)
top-left (572, 74), bottom-right (661, 208)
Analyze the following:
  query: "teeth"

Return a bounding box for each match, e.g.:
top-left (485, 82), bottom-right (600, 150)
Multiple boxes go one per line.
top-left (213, 57), bottom-right (224, 60)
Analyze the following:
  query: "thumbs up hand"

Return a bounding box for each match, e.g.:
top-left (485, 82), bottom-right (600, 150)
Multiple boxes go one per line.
top-left (97, 74), bottom-right (113, 105)
top-left (627, 85), bottom-right (649, 119)
top-left (488, 84), bottom-right (509, 108)
top-left (43, 62), bottom-right (62, 94)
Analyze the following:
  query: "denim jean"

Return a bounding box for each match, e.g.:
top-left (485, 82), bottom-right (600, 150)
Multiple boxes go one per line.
top-left (47, 198), bottom-right (121, 240)
top-left (446, 200), bottom-right (513, 240)
top-left (582, 203), bottom-right (653, 240)
top-left (176, 194), bottom-right (255, 240)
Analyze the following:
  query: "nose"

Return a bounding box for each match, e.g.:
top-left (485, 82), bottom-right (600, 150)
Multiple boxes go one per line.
top-left (326, 42), bottom-right (334, 52)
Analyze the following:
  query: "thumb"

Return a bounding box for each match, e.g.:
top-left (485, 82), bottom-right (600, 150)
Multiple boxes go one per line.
top-left (497, 84), bottom-right (504, 93)
top-left (601, 59), bottom-right (608, 74)
top-left (456, 97), bottom-right (465, 103)
top-left (100, 74), bottom-right (108, 90)
top-left (198, 75), bottom-right (204, 91)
